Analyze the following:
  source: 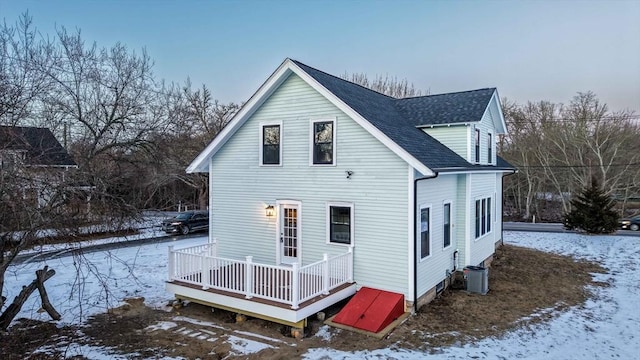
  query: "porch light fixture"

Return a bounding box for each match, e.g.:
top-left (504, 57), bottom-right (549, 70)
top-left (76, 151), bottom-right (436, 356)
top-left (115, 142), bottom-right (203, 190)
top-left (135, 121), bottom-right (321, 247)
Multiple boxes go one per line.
top-left (265, 205), bottom-right (275, 217)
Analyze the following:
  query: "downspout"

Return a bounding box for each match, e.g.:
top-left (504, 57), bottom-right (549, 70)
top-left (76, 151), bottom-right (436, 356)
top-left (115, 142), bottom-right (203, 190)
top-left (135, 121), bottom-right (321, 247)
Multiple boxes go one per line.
top-left (413, 172), bottom-right (439, 313)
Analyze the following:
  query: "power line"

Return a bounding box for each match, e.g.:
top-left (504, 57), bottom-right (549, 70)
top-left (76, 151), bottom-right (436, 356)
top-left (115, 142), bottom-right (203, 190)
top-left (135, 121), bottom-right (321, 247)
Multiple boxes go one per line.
top-left (507, 115), bottom-right (640, 123)
top-left (511, 163), bottom-right (640, 169)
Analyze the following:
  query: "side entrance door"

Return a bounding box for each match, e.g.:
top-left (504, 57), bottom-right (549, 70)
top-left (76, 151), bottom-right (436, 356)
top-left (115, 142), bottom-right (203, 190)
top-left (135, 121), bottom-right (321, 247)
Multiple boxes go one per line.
top-left (278, 202), bottom-right (300, 265)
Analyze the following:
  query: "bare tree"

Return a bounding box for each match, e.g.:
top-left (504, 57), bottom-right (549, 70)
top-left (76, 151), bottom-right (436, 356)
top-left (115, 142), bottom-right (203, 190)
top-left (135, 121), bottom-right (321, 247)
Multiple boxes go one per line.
top-left (341, 72), bottom-right (426, 98)
top-left (501, 92), bottom-right (640, 221)
top-left (139, 80), bottom-right (239, 210)
top-left (0, 13), bottom-right (57, 126)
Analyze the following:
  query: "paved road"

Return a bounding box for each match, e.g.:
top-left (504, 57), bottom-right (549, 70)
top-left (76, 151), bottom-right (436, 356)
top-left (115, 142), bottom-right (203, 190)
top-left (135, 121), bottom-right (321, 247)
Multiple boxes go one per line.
top-left (504, 222), bottom-right (639, 237)
top-left (14, 232), bottom-right (206, 265)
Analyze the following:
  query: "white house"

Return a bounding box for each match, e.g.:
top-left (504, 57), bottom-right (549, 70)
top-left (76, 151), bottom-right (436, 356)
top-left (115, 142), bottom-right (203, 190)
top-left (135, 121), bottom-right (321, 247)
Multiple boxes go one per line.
top-left (166, 59), bottom-right (514, 331)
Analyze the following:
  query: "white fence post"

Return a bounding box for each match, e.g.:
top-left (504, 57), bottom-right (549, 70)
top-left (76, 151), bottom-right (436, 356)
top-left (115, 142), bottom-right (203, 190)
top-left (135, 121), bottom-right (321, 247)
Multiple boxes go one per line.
top-left (245, 256), bottom-right (253, 299)
top-left (203, 256), bottom-right (211, 290)
top-left (168, 246), bottom-right (175, 282)
top-left (322, 253), bottom-right (330, 295)
top-left (291, 262), bottom-right (300, 309)
top-left (348, 247), bottom-right (354, 282)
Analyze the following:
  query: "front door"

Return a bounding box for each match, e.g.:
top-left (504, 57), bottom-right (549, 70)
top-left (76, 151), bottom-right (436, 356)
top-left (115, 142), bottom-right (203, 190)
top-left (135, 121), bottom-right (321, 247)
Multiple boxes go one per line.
top-left (279, 203), bottom-right (299, 264)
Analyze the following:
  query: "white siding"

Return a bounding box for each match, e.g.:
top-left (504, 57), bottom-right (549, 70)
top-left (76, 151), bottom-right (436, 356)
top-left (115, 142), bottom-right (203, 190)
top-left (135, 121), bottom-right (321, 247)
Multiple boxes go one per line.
top-left (209, 74), bottom-right (410, 295)
top-left (468, 173), bottom-right (498, 266)
top-left (415, 175), bottom-right (458, 297)
top-left (422, 126), bottom-right (468, 160)
top-left (455, 174), bottom-right (470, 266)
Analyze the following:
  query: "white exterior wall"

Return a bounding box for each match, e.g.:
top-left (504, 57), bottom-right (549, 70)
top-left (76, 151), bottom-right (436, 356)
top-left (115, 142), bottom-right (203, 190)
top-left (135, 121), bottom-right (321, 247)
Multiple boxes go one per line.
top-left (474, 97), bottom-right (501, 165)
top-left (415, 174), bottom-right (458, 297)
top-left (209, 74), bottom-right (411, 295)
top-left (468, 173), bottom-right (498, 266)
top-left (421, 126), bottom-right (468, 160)
top-left (455, 174), bottom-right (470, 266)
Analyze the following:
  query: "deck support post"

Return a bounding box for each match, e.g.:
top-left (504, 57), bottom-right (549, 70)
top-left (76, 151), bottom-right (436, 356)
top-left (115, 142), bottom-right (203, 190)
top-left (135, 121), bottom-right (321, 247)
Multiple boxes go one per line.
top-left (322, 253), bottom-right (330, 295)
top-left (245, 256), bottom-right (253, 299)
top-left (291, 262), bottom-right (300, 309)
top-left (168, 246), bottom-right (175, 282)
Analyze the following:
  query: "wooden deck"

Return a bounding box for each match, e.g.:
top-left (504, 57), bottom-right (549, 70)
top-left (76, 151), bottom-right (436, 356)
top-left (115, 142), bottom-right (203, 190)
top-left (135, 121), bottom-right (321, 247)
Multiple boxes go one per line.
top-left (167, 243), bottom-right (356, 327)
top-left (171, 278), bottom-right (355, 310)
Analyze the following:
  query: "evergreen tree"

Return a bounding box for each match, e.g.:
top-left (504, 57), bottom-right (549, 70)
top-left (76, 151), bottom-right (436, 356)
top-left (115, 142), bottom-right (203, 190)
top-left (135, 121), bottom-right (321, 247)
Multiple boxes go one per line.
top-left (564, 177), bottom-right (619, 234)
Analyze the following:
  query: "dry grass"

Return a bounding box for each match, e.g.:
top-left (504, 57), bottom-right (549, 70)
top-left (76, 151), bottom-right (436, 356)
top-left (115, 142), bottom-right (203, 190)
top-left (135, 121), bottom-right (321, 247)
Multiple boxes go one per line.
top-left (392, 244), bottom-right (606, 348)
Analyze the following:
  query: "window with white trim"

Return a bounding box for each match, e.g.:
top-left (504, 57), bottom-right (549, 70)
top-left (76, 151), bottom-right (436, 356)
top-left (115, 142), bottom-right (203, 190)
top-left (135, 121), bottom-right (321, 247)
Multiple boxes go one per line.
top-left (475, 196), bottom-right (492, 239)
top-left (443, 202), bottom-right (451, 248)
top-left (420, 205), bottom-right (431, 259)
top-left (474, 128), bottom-right (480, 163)
top-left (260, 123), bottom-right (281, 165)
top-left (312, 120), bottom-right (334, 165)
top-left (487, 197), bottom-right (492, 233)
top-left (487, 133), bottom-right (492, 164)
top-left (327, 203), bottom-right (353, 245)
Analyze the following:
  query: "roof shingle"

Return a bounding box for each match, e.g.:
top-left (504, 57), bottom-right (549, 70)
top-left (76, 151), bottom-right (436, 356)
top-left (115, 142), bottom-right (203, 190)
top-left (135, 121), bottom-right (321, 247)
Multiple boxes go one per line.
top-left (0, 126), bottom-right (76, 167)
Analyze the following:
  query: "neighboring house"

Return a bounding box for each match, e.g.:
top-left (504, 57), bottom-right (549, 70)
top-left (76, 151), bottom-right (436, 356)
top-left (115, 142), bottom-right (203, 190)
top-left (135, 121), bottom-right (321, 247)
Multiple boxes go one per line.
top-left (0, 125), bottom-right (77, 208)
top-left (166, 59), bottom-right (515, 330)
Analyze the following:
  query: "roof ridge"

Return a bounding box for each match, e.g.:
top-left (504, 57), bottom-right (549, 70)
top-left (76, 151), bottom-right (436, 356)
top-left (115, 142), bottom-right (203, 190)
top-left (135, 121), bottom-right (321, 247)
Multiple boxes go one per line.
top-left (397, 87), bottom-right (496, 101)
top-left (290, 59), bottom-right (397, 100)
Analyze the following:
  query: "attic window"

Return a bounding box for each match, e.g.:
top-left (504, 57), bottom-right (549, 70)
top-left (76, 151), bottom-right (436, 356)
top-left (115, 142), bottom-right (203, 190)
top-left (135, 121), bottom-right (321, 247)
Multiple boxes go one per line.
top-left (311, 119), bottom-right (335, 165)
top-left (487, 133), bottom-right (492, 164)
top-left (474, 128), bottom-right (480, 163)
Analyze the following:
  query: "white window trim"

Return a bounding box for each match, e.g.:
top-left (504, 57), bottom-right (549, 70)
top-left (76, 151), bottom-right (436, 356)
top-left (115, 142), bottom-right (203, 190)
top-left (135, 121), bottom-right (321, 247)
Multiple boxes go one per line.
top-left (419, 203), bottom-right (432, 261)
top-left (326, 201), bottom-right (354, 247)
top-left (275, 199), bottom-right (302, 265)
top-left (487, 130), bottom-right (494, 165)
top-left (442, 200), bottom-right (453, 251)
top-left (473, 195), bottom-right (493, 241)
top-left (309, 117), bottom-right (337, 167)
top-left (474, 128), bottom-right (481, 164)
top-left (259, 121), bottom-right (283, 167)
top-left (474, 197), bottom-right (482, 241)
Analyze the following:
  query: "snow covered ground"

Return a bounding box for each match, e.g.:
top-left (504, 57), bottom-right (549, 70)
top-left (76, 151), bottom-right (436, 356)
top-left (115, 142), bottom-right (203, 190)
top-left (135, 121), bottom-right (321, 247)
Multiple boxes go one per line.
top-left (5, 231), bottom-right (640, 359)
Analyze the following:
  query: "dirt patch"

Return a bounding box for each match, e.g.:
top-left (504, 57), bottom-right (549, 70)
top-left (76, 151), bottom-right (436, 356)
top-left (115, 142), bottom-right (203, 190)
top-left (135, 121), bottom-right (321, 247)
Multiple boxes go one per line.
top-left (0, 244), bottom-right (607, 359)
top-left (390, 244), bottom-right (607, 350)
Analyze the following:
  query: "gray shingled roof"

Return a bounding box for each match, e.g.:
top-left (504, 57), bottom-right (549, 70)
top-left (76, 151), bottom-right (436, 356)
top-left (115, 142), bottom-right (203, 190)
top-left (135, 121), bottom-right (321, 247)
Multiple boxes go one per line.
top-left (292, 60), bottom-right (506, 171)
top-left (395, 88), bottom-right (496, 126)
top-left (0, 126), bottom-right (76, 166)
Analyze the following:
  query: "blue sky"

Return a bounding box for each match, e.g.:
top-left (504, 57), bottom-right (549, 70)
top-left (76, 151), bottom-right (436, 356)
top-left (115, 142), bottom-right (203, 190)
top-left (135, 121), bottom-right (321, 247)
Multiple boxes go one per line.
top-left (1, 0), bottom-right (639, 113)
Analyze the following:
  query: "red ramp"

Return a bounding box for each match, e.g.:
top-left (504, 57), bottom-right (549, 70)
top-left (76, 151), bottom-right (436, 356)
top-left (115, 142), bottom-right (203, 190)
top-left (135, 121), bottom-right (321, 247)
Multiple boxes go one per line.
top-left (333, 287), bottom-right (405, 333)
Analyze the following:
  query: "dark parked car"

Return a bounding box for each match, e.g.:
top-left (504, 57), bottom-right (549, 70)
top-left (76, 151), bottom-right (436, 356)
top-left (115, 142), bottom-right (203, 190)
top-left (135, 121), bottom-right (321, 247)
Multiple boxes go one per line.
top-left (620, 215), bottom-right (640, 231)
top-left (161, 211), bottom-right (209, 235)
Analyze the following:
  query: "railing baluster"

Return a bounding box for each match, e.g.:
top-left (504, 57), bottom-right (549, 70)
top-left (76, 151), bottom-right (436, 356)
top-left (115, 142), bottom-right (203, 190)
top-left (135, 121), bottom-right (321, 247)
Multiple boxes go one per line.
top-left (170, 246), bottom-right (354, 306)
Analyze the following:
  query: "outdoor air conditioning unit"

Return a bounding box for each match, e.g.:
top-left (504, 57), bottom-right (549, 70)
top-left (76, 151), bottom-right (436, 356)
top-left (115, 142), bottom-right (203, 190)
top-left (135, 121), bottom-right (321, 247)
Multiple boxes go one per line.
top-left (464, 266), bottom-right (488, 295)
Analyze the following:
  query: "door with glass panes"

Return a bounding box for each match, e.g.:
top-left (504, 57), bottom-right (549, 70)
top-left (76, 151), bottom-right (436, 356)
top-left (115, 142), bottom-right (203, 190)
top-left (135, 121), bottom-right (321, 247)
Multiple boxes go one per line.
top-left (279, 203), bottom-right (299, 264)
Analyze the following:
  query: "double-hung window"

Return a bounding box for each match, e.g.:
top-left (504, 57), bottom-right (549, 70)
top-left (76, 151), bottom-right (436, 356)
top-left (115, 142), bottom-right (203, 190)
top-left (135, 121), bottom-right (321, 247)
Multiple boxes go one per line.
top-left (420, 206), bottom-right (431, 259)
top-left (260, 123), bottom-right (281, 165)
top-left (474, 128), bottom-right (480, 163)
top-left (487, 133), bottom-right (493, 164)
top-left (327, 203), bottom-right (353, 245)
top-left (475, 196), bottom-right (493, 239)
top-left (312, 119), bottom-right (335, 165)
top-left (443, 203), bottom-right (451, 248)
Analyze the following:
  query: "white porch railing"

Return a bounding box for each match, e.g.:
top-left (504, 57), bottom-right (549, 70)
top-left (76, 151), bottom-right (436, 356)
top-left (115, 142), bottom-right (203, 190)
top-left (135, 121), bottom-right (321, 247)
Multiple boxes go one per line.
top-left (168, 243), bottom-right (353, 309)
